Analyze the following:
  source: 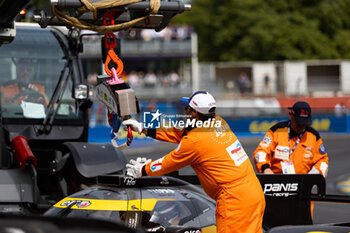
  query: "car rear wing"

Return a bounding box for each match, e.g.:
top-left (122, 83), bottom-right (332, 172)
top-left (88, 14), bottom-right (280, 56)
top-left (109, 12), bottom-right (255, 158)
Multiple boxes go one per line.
top-left (258, 174), bottom-right (325, 228)
top-left (165, 173), bottom-right (350, 229)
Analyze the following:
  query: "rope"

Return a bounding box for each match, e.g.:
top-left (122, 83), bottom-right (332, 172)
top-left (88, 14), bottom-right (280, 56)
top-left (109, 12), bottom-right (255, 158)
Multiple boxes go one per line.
top-left (80, 0), bottom-right (98, 19)
top-left (53, 0), bottom-right (161, 32)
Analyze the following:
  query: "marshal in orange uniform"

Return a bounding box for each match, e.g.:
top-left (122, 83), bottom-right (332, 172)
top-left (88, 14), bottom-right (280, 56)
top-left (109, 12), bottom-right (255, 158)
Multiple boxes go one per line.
top-left (253, 101), bottom-right (328, 176)
top-left (0, 58), bottom-right (48, 105)
top-left (124, 91), bottom-right (265, 233)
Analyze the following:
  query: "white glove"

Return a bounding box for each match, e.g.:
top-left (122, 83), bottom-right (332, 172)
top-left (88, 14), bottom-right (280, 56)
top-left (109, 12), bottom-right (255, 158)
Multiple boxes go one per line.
top-left (126, 157), bottom-right (152, 178)
top-left (122, 118), bottom-right (143, 134)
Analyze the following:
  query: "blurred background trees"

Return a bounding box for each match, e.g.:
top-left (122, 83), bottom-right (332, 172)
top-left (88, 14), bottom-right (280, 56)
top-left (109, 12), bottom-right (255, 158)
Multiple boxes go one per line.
top-left (174, 0), bottom-right (350, 61)
top-left (24, 0), bottom-right (350, 62)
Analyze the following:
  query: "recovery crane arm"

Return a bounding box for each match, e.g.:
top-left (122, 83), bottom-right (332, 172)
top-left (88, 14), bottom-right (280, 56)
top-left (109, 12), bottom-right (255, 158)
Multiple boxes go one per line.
top-left (34, 0), bottom-right (191, 32)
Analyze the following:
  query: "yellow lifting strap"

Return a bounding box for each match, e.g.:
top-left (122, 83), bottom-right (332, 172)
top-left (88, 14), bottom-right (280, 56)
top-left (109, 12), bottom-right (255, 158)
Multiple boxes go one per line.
top-left (52, 0), bottom-right (161, 32)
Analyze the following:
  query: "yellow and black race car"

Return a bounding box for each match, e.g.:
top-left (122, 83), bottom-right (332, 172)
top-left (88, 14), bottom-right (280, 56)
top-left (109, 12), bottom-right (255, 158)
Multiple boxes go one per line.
top-left (44, 175), bottom-right (217, 233)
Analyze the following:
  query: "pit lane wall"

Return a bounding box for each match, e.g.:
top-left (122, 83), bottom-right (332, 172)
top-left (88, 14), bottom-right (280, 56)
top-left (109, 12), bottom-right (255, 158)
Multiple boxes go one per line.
top-left (88, 114), bottom-right (350, 147)
top-left (228, 115), bottom-right (348, 134)
top-left (88, 96), bottom-right (350, 146)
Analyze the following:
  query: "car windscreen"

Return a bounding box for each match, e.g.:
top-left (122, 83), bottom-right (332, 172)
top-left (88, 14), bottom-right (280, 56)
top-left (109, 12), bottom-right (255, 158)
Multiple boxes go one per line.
top-left (0, 27), bottom-right (79, 121)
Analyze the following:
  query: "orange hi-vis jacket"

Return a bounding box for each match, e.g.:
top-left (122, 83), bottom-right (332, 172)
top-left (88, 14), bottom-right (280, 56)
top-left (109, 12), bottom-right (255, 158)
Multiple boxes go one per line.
top-left (144, 115), bottom-right (265, 233)
top-left (253, 121), bottom-right (328, 176)
top-left (0, 81), bottom-right (49, 106)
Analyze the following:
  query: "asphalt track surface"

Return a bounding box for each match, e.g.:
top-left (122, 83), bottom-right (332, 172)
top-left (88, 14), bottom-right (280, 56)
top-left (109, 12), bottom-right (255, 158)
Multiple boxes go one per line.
top-left (123, 133), bottom-right (350, 225)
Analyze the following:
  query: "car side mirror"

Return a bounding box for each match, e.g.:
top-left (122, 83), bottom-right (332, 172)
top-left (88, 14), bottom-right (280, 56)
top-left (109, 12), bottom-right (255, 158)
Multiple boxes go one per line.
top-left (165, 226), bottom-right (202, 233)
top-left (74, 84), bottom-right (89, 100)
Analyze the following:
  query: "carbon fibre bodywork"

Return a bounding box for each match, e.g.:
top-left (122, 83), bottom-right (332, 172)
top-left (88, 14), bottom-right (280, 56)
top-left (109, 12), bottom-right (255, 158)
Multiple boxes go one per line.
top-left (0, 214), bottom-right (145, 233)
top-left (45, 175), bottom-right (217, 233)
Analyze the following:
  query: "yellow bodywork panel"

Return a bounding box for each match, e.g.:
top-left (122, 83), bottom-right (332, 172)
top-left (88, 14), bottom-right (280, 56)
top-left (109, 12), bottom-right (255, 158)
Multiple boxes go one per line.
top-left (201, 225), bottom-right (217, 233)
top-left (54, 197), bottom-right (175, 211)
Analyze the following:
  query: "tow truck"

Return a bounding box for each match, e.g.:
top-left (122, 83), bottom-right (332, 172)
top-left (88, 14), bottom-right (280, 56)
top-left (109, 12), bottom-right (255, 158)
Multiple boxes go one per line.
top-left (0, 21), bottom-right (128, 214)
top-left (0, 0), bottom-right (190, 215)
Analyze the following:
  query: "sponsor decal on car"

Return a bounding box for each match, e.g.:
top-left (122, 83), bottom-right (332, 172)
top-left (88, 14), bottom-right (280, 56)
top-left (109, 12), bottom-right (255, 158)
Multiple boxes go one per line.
top-left (76, 201), bottom-right (91, 208)
top-left (147, 189), bottom-right (175, 195)
top-left (60, 200), bottom-right (91, 208)
top-left (124, 176), bottom-right (136, 186)
top-left (184, 230), bottom-right (201, 233)
top-left (160, 177), bottom-right (170, 185)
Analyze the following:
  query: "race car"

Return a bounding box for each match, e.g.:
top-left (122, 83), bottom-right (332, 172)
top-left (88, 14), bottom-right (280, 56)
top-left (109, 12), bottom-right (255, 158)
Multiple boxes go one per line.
top-left (44, 175), bottom-right (216, 233)
top-left (44, 172), bottom-right (350, 233)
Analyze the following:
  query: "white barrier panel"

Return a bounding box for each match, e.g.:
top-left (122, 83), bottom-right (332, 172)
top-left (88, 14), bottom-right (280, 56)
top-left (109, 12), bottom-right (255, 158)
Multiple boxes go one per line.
top-left (252, 63), bottom-right (276, 96)
top-left (340, 61), bottom-right (350, 94)
top-left (284, 62), bottom-right (307, 96)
